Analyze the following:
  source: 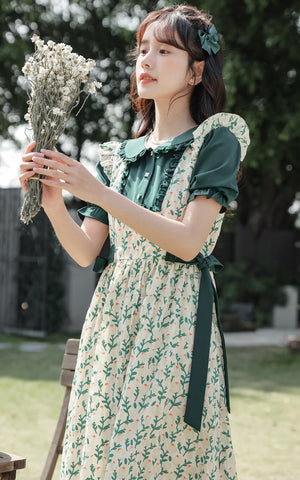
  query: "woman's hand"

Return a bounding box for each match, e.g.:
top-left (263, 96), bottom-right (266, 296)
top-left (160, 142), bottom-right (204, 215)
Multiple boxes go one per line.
top-left (19, 141), bottom-right (64, 211)
top-left (19, 141), bottom-right (40, 191)
top-left (31, 148), bottom-right (103, 205)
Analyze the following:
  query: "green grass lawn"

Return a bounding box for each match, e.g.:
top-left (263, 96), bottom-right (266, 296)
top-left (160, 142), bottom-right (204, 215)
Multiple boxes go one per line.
top-left (0, 333), bottom-right (299, 480)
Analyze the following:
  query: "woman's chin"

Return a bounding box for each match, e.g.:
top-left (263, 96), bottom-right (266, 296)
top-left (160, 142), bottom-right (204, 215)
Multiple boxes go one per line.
top-left (138, 93), bottom-right (154, 100)
top-left (137, 87), bottom-right (155, 100)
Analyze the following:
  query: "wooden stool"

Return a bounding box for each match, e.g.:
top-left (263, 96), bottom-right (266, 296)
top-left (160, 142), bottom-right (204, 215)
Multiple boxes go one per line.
top-left (0, 452), bottom-right (26, 480)
top-left (40, 338), bottom-right (80, 480)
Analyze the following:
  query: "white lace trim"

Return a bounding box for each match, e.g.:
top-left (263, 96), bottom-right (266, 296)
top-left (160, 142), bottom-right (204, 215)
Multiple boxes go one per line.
top-left (98, 141), bottom-right (121, 179)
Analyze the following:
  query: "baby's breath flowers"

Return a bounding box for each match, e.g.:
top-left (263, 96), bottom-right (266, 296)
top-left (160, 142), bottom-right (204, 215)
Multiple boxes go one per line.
top-left (20, 34), bottom-right (101, 224)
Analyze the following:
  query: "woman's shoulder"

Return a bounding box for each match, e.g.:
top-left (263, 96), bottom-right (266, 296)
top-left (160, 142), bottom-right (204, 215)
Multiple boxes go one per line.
top-left (193, 112), bottom-right (250, 162)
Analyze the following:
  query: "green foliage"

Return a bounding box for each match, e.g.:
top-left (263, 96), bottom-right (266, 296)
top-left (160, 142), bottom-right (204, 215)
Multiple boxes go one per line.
top-left (198, 0), bottom-right (300, 232)
top-left (0, 0), bottom-right (148, 153)
top-left (217, 261), bottom-right (288, 326)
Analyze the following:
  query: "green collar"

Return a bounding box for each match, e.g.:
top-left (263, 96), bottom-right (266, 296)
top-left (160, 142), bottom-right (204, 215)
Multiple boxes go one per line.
top-left (122, 126), bottom-right (197, 161)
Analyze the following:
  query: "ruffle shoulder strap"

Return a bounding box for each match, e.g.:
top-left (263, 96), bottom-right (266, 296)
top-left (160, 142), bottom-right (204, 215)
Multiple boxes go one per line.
top-left (98, 141), bottom-right (122, 180)
top-left (192, 113), bottom-right (250, 162)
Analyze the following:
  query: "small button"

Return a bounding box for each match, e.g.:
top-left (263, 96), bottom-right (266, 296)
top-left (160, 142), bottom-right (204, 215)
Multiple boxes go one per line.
top-left (150, 150), bottom-right (154, 156)
top-left (137, 193), bottom-right (142, 200)
top-left (144, 172), bottom-right (150, 178)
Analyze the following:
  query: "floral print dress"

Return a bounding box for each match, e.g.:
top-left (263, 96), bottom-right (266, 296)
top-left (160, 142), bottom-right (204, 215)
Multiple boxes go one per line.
top-left (60, 113), bottom-right (250, 480)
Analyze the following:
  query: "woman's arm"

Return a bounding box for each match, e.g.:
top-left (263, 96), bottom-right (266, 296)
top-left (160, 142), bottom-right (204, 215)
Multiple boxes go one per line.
top-left (44, 201), bottom-right (109, 267)
top-left (32, 149), bottom-right (220, 261)
top-left (96, 187), bottom-right (219, 261)
top-left (20, 142), bottom-right (108, 266)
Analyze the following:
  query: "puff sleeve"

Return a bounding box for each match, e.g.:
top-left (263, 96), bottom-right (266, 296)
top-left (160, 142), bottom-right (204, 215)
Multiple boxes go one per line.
top-left (189, 127), bottom-right (241, 213)
top-left (78, 141), bottom-right (120, 225)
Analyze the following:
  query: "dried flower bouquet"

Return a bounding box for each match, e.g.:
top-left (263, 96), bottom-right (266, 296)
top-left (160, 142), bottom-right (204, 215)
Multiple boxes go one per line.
top-left (20, 34), bottom-right (101, 224)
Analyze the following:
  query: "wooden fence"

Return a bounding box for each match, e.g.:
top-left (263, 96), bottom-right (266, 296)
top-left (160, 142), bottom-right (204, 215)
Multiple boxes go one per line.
top-left (0, 188), bottom-right (20, 331)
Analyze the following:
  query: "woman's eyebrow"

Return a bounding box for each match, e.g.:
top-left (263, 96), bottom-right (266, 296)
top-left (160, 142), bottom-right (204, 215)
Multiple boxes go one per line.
top-left (139, 37), bottom-right (172, 49)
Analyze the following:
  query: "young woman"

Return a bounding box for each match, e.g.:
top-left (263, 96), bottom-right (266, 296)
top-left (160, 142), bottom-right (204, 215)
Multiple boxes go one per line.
top-left (20, 5), bottom-right (249, 479)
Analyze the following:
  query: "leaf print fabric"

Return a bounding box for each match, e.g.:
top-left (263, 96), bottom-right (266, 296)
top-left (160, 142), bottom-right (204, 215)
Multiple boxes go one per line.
top-left (60, 113), bottom-right (250, 480)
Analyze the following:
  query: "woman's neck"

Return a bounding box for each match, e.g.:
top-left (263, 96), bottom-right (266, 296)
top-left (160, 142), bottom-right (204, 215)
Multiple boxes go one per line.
top-left (151, 99), bottom-right (197, 144)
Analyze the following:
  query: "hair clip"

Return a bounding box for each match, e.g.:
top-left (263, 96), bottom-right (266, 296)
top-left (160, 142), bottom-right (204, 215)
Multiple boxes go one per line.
top-left (198, 24), bottom-right (220, 55)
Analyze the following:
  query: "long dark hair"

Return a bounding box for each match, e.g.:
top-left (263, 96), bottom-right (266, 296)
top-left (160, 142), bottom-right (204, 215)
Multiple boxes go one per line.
top-left (130, 5), bottom-right (226, 138)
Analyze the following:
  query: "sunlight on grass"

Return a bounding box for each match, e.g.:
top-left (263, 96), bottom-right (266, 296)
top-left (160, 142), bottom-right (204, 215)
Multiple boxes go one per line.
top-left (228, 347), bottom-right (300, 480)
top-left (0, 336), bottom-right (67, 480)
top-left (0, 337), bottom-right (299, 480)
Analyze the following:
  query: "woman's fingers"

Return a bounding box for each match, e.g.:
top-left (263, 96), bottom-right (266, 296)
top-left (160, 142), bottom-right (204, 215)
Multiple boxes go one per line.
top-left (40, 149), bottom-right (75, 166)
top-left (32, 155), bottom-right (71, 173)
top-left (29, 150), bottom-right (75, 181)
top-left (25, 141), bottom-right (36, 154)
top-left (39, 178), bottom-right (65, 189)
top-left (22, 151), bottom-right (44, 163)
top-left (23, 148), bottom-right (98, 202)
top-left (33, 165), bottom-right (67, 180)
top-left (20, 160), bottom-right (38, 172)
top-left (19, 170), bottom-right (36, 192)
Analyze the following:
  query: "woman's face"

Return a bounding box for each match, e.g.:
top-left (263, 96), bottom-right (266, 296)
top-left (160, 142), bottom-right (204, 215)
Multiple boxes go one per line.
top-left (136, 22), bottom-right (192, 104)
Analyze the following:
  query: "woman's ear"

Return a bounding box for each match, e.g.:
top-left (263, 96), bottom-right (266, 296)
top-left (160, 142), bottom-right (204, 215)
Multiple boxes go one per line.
top-left (190, 60), bottom-right (205, 86)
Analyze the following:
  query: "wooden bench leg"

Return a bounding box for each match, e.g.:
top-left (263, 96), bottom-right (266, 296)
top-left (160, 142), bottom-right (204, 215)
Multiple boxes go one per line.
top-left (1, 472), bottom-right (16, 480)
top-left (40, 386), bottom-right (71, 480)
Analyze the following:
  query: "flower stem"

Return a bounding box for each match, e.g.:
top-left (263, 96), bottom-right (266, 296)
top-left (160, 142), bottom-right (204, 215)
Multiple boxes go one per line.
top-left (20, 177), bottom-right (43, 224)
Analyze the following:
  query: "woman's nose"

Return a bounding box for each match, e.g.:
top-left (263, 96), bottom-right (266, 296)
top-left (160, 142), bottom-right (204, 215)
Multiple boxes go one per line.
top-left (141, 51), bottom-right (152, 68)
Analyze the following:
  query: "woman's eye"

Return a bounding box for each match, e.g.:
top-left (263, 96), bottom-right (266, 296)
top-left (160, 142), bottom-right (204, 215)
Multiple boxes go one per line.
top-left (138, 47), bottom-right (148, 55)
top-left (159, 49), bottom-right (169, 54)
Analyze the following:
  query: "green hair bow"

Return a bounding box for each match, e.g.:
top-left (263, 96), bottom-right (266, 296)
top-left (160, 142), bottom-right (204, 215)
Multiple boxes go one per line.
top-left (198, 24), bottom-right (220, 55)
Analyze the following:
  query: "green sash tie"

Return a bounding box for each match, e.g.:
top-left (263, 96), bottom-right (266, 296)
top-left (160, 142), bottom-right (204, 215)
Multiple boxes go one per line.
top-left (93, 245), bottom-right (115, 273)
top-left (93, 247), bottom-right (230, 432)
top-left (165, 251), bottom-right (230, 431)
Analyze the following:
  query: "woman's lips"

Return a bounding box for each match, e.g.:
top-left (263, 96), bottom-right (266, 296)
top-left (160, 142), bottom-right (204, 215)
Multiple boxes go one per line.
top-left (139, 73), bottom-right (156, 84)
